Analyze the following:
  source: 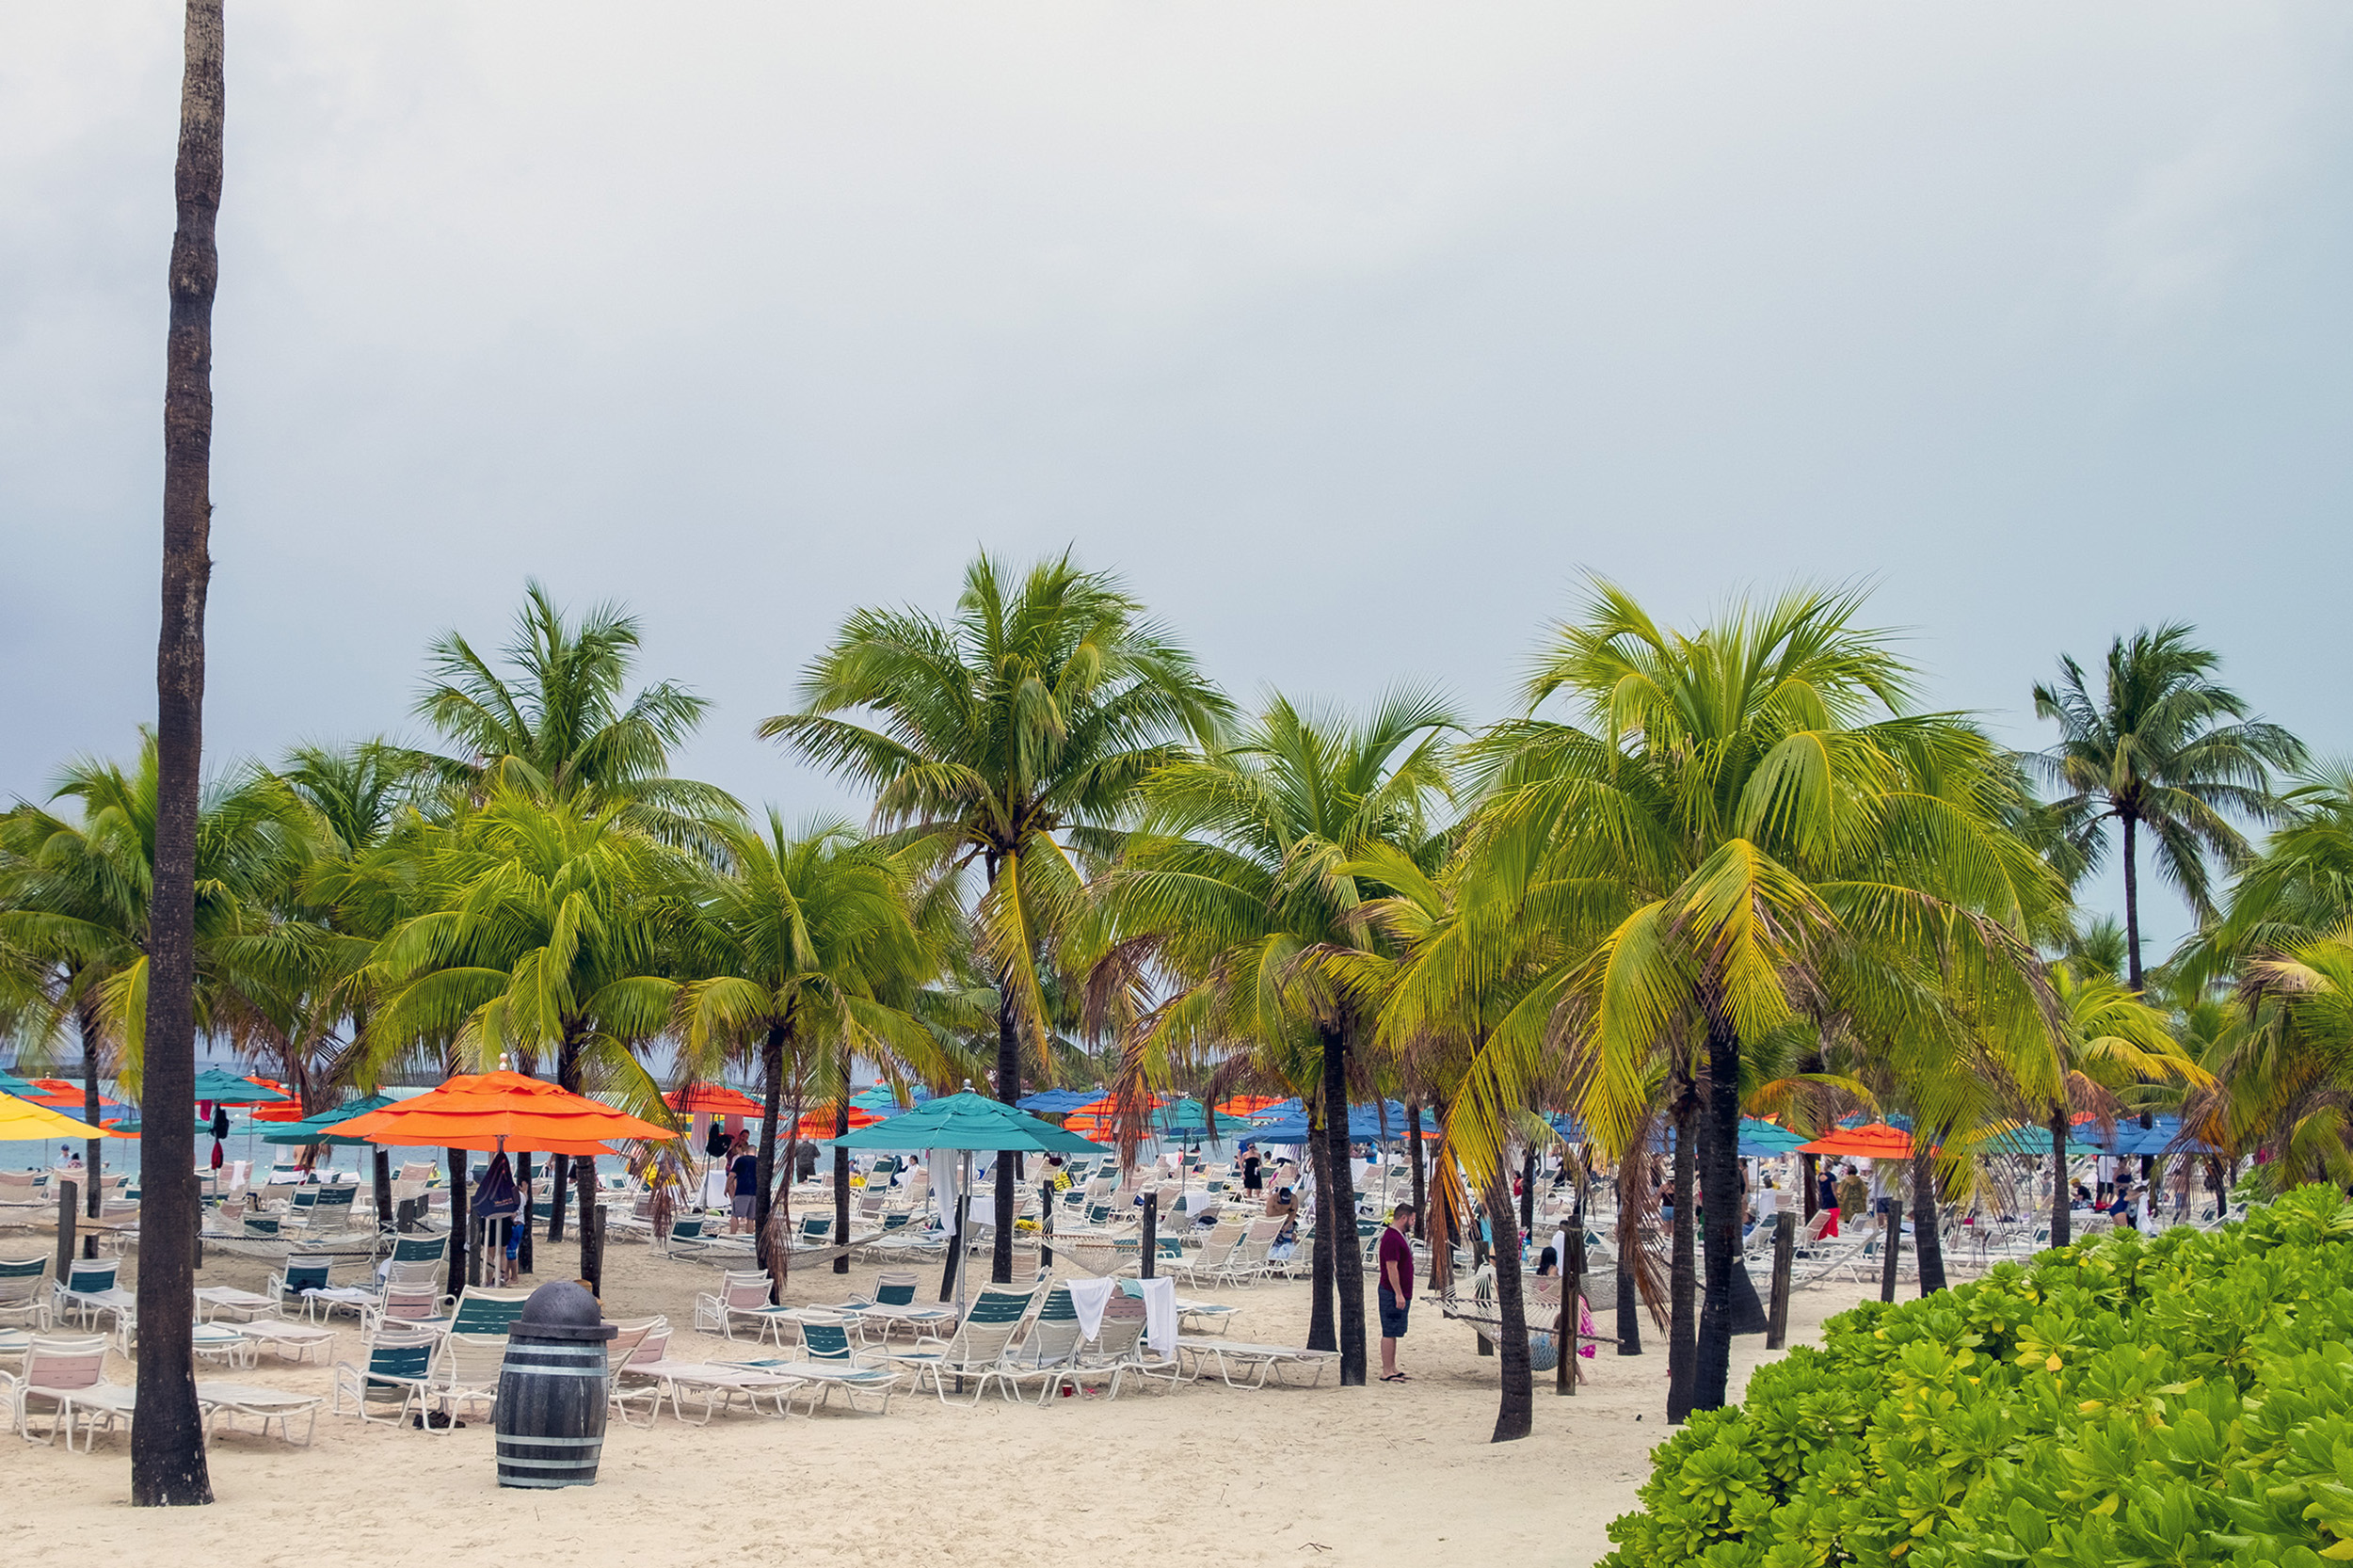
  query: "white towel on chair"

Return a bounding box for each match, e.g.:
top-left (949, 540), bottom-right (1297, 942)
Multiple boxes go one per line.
top-left (1137, 1276), bottom-right (1177, 1358)
top-left (931, 1152), bottom-right (960, 1234)
top-left (1067, 1276), bottom-right (1115, 1340)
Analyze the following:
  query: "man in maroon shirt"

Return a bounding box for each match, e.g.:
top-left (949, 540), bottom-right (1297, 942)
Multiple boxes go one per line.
top-left (1379, 1203), bottom-right (1417, 1381)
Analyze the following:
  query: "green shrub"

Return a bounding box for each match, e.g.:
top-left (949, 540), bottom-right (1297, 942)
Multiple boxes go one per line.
top-left (1600, 1185), bottom-right (2353, 1567)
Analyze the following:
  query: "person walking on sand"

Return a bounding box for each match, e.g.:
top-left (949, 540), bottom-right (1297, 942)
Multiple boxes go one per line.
top-left (1379, 1202), bottom-right (1417, 1382)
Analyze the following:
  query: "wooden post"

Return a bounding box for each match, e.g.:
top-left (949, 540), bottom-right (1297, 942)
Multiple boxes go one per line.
top-left (1558, 1220), bottom-right (1584, 1396)
top-left (1039, 1180), bottom-right (1055, 1272)
top-left (1141, 1192), bottom-right (1159, 1279)
top-left (372, 1147), bottom-right (393, 1234)
top-left (1766, 1210), bottom-right (1795, 1350)
top-left (55, 1179), bottom-right (78, 1284)
top-left (938, 1195), bottom-right (964, 1302)
top-left (446, 1148), bottom-right (469, 1303)
top-left (516, 1151), bottom-right (535, 1275)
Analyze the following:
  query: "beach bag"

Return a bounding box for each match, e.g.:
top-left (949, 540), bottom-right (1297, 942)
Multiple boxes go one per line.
top-left (1528, 1332), bottom-right (1560, 1372)
top-left (472, 1152), bottom-right (522, 1224)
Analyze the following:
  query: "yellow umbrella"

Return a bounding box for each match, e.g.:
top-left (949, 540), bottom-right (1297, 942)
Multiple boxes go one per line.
top-left (0, 1089), bottom-right (116, 1143)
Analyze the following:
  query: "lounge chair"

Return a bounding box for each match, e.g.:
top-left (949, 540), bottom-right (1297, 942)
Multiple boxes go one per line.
top-left (1176, 1339), bottom-right (1339, 1389)
top-left (421, 1332), bottom-right (506, 1431)
top-left (12, 1335), bottom-right (134, 1449)
top-left (977, 1285), bottom-right (1082, 1405)
top-left (735, 1321), bottom-right (899, 1415)
top-left (0, 1257), bottom-right (51, 1331)
top-left (197, 1381), bottom-right (324, 1446)
top-left (265, 1258), bottom-right (339, 1322)
top-left (647, 1357), bottom-right (802, 1424)
top-left (438, 1285), bottom-right (533, 1336)
top-left (694, 1270), bottom-right (788, 1341)
top-left (601, 1318), bottom-right (662, 1428)
top-left (389, 1234), bottom-right (448, 1265)
top-left (882, 1288), bottom-right (1037, 1405)
top-left (845, 1271), bottom-right (955, 1346)
top-left (54, 1258), bottom-right (135, 1333)
top-left (1064, 1296), bottom-right (1148, 1399)
top-left (236, 1318), bottom-right (337, 1366)
top-left (330, 1323), bottom-right (437, 1426)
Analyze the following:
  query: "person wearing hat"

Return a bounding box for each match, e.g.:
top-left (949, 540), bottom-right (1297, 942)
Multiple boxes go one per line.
top-left (1378, 1202), bottom-right (1417, 1382)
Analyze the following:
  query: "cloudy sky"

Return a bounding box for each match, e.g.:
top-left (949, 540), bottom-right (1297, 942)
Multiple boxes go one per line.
top-left (4, 3), bottom-right (2349, 957)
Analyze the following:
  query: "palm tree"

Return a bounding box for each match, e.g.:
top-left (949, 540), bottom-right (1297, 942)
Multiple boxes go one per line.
top-left (356, 792), bottom-right (693, 1286)
top-left (136, 0), bottom-right (226, 1497)
top-left (673, 816), bottom-right (963, 1283)
top-left (416, 582), bottom-right (739, 841)
top-left (2032, 625), bottom-right (2303, 992)
top-left (765, 552), bottom-right (1229, 1285)
top-left (1465, 582), bottom-right (2061, 1415)
top-left (1096, 691), bottom-right (1459, 1388)
top-left (0, 742), bottom-right (306, 1224)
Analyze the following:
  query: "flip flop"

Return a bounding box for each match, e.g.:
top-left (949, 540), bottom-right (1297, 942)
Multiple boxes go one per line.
top-left (1381, 1372), bottom-right (1408, 1382)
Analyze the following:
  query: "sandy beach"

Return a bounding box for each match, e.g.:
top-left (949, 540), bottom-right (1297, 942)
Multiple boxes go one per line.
top-left (2, 1233), bottom-right (1854, 1568)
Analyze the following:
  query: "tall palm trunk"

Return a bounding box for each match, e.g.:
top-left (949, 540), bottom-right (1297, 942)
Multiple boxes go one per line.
top-left (1691, 1004), bottom-right (1743, 1413)
top-left (574, 1152), bottom-right (600, 1294)
top-left (1666, 1080), bottom-right (1698, 1424)
top-left (755, 1022), bottom-right (786, 1282)
top-left (132, 0), bottom-right (224, 1508)
top-left (833, 1095), bottom-right (852, 1274)
top-left (1406, 1099), bottom-right (1427, 1240)
top-left (77, 997), bottom-right (104, 1259)
top-left (1305, 1104), bottom-right (1337, 1352)
top-left (2121, 812), bottom-right (2143, 993)
top-left (1518, 1146), bottom-right (1537, 1240)
top-left (445, 1147), bottom-right (470, 1300)
top-left (2049, 1105), bottom-right (2073, 1248)
top-left (1614, 1151), bottom-right (1643, 1356)
top-left (1483, 1168), bottom-right (1533, 1442)
top-left (1321, 1022), bottom-right (1367, 1385)
top-left (1800, 1152), bottom-right (1818, 1222)
top-left (991, 988), bottom-right (1018, 1285)
top-left (1910, 1144), bottom-right (1945, 1295)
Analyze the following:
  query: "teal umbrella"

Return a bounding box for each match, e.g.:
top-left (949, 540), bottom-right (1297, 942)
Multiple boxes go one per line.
top-left (1972, 1125), bottom-right (2105, 1159)
top-left (829, 1089), bottom-right (1098, 1315)
top-left (1737, 1118), bottom-right (1809, 1157)
top-left (191, 1069), bottom-right (288, 1104)
top-left (259, 1094), bottom-right (398, 1146)
top-left (828, 1090), bottom-right (1100, 1155)
top-left (0, 1067), bottom-right (43, 1097)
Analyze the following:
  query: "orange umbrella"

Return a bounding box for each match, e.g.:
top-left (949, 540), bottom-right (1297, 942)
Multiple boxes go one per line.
top-left (249, 1080), bottom-right (307, 1122)
top-left (327, 1070), bottom-right (679, 1156)
top-left (664, 1082), bottom-right (766, 1118)
top-left (1215, 1095), bottom-right (1284, 1118)
top-left (792, 1104), bottom-right (882, 1140)
top-left (1798, 1122), bottom-right (1922, 1160)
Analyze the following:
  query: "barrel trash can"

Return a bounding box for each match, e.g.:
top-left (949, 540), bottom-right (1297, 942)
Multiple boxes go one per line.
top-left (495, 1280), bottom-right (616, 1489)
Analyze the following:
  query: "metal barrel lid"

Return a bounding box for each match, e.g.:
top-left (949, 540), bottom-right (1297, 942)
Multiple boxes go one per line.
top-left (509, 1279), bottom-right (617, 1342)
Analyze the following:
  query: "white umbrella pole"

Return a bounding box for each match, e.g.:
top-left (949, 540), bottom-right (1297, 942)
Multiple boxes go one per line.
top-left (957, 1149), bottom-right (973, 1320)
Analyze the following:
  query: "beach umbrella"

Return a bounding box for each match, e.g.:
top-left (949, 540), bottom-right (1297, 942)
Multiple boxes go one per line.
top-left (664, 1082), bottom-right (767, 1118)
top-left (259, 1094), bottom-right (399, 1146)
top-left (327, 1070), bottom-right (678, 1157)
top-left (1798, 1122), bottom-right (1919, 1160)
top-left (850, 1083), bottom-right (933, 1113)
top-left (23, 1079), bottom-right (128, 1112)
top-left (0, 1090), bottom-right (117, 1143)
top-left (1737, 1118), bottom-right (1809, 1157)
top-left (1014, 1088), bottom-right (1096, 1114)
top-left (829, 1088), bottom-right (1101, 1314)
top-left (792, 1104), bottom-right (883, 1140)
top-left (1215, 1094), bottom-right (1285, 1118)
top-left (190, 1069), bottom-right (288, 1105)
top-left (0, 1066), bottom-right (45, 1097)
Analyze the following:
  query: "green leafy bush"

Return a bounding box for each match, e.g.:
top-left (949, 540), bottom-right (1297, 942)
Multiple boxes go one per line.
top-left (1600, 1185), bottom-right (2353, 1567)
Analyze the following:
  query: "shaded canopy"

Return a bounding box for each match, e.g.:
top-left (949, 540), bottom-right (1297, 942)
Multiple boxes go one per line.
top-left (327, 1069), bottom-right (676, 1156)
top-left (826, 1090), bottom-right (1100, 1155)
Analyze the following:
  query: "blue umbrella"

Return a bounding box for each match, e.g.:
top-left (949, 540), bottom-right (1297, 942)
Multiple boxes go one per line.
top-left (1015, 1088), bottom-right (1097, 1114)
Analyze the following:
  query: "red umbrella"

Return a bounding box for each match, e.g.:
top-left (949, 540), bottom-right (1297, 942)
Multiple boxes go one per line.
top-left (792, 1104), bottom-right (882, 1140)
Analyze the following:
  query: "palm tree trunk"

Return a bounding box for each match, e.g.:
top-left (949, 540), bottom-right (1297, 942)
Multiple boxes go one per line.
top-left (515, 1151), bottom-right (534, 1274)
top-left (1691, 1005), bottom-right (1743, 1413)
top-left (2121, 812), bottom-right (2143, 993)
top-left (2049, 1105), bottom-right (2073, 1248)
top-left (1800, 1152), bottom-right (1818, 1222)
top-left (546, 1151), bottom-right (569, 1243)
top-left (1406, 1099), bottom-right (1427, 1240)
top-left (1615, 1151), bottom-right (1643, 1356)
top-left (1321, 1022), bottom-right (1367, 1386)
top-left (833, 1096), bottom-right (852, 1275)
top-left (1910, 1144), bottom-right (1945, 1294)
top-left (1667, 1080), bottom-right (1698, 1424)
top-left (1483, 1169), bottom-right (1533, 1442)
top-left (991, 989), bottom-right (1018, 1285)
top-left (574, 1152), bottom-right (600, 1295)
top-left (755, 1022), bottom-right (785, 1281)
top-left (131, 0), bottom-right (223, 1508)
top-left (77, 998), bottom-right (104, 1260)
top-left (1306, 1105), bottom-right (1337, 1352)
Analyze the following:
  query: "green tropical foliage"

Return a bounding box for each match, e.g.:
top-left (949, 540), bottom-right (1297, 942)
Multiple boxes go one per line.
top-left (1601, 1185), bottom-right (2353, 1568)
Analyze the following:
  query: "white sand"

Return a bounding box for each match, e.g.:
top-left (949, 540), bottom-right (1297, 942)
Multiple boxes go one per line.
top-left (2, 1235), bottom-right (1855, 1567)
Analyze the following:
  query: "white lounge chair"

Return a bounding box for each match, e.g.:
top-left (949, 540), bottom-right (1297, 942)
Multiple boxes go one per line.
top-left (12, 1335), bottom-right (134, 1449)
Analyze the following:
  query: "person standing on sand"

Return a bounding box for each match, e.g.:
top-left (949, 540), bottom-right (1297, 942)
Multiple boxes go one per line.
top-left (1379, 1202), bottom-right (1417, 1382)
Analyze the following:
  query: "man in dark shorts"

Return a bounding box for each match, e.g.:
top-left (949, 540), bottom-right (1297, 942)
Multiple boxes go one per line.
top-left (1379, 1202), bottom-right (1417, 1381)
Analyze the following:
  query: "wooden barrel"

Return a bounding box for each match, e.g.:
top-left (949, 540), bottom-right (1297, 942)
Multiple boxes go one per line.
top-left (494, 1280), bottom-right (615, 1490)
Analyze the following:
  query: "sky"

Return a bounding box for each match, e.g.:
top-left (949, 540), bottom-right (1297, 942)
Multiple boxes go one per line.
top-left (4, 2), bottom-right (2350, 965)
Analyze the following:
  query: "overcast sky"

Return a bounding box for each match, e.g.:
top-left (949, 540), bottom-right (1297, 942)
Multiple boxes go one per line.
top-left (5, 3), bottom-right (2349, 961)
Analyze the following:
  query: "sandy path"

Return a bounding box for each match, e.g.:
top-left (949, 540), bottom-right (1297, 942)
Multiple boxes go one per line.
top-left (1, 1230), bottom-right (1856, 1567)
